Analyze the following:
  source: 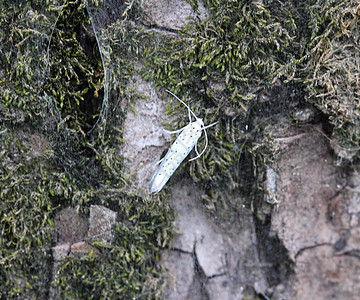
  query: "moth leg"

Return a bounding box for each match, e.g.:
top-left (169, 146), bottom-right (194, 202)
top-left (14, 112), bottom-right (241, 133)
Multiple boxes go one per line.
top-left (163, 127), bottom-right (186, 134)
top-left (155, 157), bottom-right (165, 165)
top-left (203, 121), bottom-right (219, 130)
top-left (189, 143), bottom-right (202, 161)
top-left (189, 128), bottom-right (209, 161)
top-left (195, 142), bottom-right (200, 157)
top-left (187, 102), bottom-right (192, 123)
top-left (189, 153), bottom-right (200, 161)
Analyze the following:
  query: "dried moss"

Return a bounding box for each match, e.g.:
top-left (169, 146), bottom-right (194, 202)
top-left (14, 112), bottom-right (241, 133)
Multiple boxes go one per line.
top-left (301, 0), bottom-right (360, 160)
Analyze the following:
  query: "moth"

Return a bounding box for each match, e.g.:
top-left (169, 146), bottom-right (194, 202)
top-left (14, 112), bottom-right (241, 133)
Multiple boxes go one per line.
top-left (149, 90), bottom-right (218, 194)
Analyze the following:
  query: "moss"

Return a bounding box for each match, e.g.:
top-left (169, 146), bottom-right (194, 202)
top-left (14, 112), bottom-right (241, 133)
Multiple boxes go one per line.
top-left (139, 0), bottom-right (360, 217)
top-left (301, 0), bottom-right (360, 160)
top-left (0, 130), bottom-right (58, 297)
top-left (138, 0), bottom-right (300, 216)
top-left (0, 0), bottom-right (174, 299)
top-left (0, 1), bottom-right (59, 117)
top-left (44, 0), bottom-right (104, 133)
top-left (143, 0), bottom-right (296, 93)
top-left (1, 0), bottom-right (359, 297)
top-left (0, 124), bottom-right (173, 298)
top-left (53, 193), bottom-right (174, 299)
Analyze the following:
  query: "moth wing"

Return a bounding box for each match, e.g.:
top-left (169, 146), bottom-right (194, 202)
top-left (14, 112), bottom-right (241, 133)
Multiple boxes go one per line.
top-left (149, 163), bottom-right (170, 194)
top-left (149, 149), bottom-right (175, 194)
top-left (149, 122), bottom-right (202, 194)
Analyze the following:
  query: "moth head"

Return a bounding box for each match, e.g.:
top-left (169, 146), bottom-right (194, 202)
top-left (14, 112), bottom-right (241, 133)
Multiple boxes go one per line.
top-left (193, 117), bottom-right (204, 129)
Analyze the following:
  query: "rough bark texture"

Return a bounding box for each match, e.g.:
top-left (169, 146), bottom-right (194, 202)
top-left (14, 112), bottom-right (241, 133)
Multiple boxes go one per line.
top-left (121, 1), bottom-right (360, 299)
top-left (1, 0), bottom-right (359, 299)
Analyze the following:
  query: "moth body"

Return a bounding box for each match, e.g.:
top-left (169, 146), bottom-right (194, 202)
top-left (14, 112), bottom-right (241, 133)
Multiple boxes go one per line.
top-left (149, 119), bottom-right (203, 194)
top-left (149, 90), bottom-right (218, 194)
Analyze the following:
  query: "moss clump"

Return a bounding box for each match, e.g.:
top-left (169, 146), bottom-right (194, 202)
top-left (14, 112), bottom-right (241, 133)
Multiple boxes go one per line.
top-left (139, 0), bottom-right (299, 212)
top-left (53, 193), bottom-right (174, 299)
top-left (44, 0), bottom-right (104, 133)
top-left (145, 0), bottom-right (296, 87)
top-left (0, 125), bottom-right (173, 298)
top-left (0, 129), bottom-right (85, 297)
top-left (0, 123), bottom-right (173, 299)
top-left (301, 0), bottom-right (360, 160)
top-left (0, 1), bottom-right (174, 299)
top-left (0, 1), bottom-right (59, 117)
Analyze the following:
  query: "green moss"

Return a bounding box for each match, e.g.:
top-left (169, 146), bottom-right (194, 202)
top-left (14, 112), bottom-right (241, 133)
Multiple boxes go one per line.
top-left (0, 124), bottom-right (173, 298)
top-left (44, 0), bottom-right (104, 133)
top-left (0, 1), bottom-right (174, 298)
top-left (138, 1), bottom-right (300, 215)
top-left (0, 1), bottom-right (60, 116)
top-left (1, 0), bottom-right (359, 297)
top-left (53, 193), bottom-right (174, 299)
top-left (0, 131), bottom-right (57, 297)
top-left (143, 0), bottom-right (296, 94)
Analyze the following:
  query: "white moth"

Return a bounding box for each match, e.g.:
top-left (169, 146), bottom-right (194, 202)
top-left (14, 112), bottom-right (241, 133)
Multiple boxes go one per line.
top-left (149, 90), bottom-right (218, 194)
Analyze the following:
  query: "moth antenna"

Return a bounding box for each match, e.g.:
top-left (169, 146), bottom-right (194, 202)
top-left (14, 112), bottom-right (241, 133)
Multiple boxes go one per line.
top-left (187, 102), bottom-right (192, 123)
top-left (166, 89), bottom-right (197, 120)
top-left (163, 127), bottom-right (186, 134)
